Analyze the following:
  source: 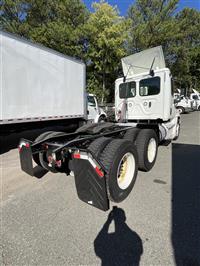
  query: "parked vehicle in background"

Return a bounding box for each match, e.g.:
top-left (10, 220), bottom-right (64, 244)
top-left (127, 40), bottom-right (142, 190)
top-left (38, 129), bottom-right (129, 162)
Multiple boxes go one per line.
top-left (99, 103), bottom-right (115, 122)
top-left (0, 31), bottom-right (88, 133)
top-left (174, 94), bottom-right (194, 113)
top-left (87, 94), bottom-right (107, 122)
top-left (19, 46), bottom-right (180, 212)
top-left (190, 91), bottom-right (200, 111)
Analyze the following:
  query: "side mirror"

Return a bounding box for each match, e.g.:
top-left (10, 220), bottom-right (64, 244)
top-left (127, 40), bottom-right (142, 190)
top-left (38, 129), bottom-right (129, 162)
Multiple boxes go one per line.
top-left (123, 76), bottom-right (126, 83)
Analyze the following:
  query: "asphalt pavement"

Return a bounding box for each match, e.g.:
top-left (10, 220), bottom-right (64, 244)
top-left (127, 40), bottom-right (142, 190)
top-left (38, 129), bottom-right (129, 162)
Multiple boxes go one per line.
top-left (1, 111), bottom-right (200, 265)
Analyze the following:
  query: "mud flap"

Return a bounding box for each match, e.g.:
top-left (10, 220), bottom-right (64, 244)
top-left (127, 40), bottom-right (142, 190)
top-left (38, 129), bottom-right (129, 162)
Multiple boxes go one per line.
top-left (72, 158), bottom-right (109, 211)
top-left (19, 139), bottom-right (34, 176)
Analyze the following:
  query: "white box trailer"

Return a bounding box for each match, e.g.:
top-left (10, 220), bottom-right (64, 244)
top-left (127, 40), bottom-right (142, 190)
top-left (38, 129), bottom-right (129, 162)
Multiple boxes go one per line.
top-left (0, 31), bottom-right (86, 126)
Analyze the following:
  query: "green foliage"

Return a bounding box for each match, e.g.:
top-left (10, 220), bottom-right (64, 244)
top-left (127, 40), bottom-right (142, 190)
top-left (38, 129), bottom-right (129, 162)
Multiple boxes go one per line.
top-left (0, 0), bottom-right (30, 35)
top-left (127, 0), bottom-right (200, 91)
top-left (0, 0), bottom-right (89, 58)
top-left (85, 1), bottom-right (129, 102)
top-left (171, 8), bottom-right (200, 90)
top-left (26, 0), bottom-right (89, 58)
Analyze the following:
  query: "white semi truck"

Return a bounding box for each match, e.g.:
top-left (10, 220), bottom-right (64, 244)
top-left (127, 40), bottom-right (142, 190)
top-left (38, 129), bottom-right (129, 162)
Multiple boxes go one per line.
top-left (19, 46), bottom-right (180, 211)
top-left (0, 31), bottom-right (105, 133)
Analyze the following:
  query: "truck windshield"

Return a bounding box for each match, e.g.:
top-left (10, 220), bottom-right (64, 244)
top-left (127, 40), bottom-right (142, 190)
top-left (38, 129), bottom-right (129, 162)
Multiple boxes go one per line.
top-left (87, 96), bottom-right (96, 106)
top-left (119, 81), bottom-right (136, 99)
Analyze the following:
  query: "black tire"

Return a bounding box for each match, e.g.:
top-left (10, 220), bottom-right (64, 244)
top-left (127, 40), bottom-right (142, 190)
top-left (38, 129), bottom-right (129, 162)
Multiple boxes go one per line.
top-left (198, 106), bottom-right (200, 111)
top-left (99, 139), bottom-right (138, 203)
top-left (88, 137), bottom-right (112, 159)
top-left (177, 106), bottom-right (185, 114)
top-left (123, 128), bottom-right (140, 143)
top-left (33, 131), bottom-right (54, 166)
top-left (136, 129), bottom-right (158, 172)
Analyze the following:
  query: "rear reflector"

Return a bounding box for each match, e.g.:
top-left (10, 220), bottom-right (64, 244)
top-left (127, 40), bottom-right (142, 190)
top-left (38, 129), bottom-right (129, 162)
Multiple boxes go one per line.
top-left (18, 142), bottom-right (30, 152)
top-left (73, 153), bottom-right (81, 159)
top-left (95, 167), bottom-right (104, 177)
top-left (73, 151), bottom-right (104, 178)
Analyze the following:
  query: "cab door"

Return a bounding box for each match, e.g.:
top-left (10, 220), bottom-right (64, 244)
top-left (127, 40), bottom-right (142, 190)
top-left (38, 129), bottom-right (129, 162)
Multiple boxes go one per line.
top-left (87, 95), bottom-right (100, 122)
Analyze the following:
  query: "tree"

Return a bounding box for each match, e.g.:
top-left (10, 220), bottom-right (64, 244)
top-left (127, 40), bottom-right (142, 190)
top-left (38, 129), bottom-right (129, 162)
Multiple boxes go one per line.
top-left (127, 0), bottom-right (200, 91)
top-left (0, 0), bottom-right (89, 59)
top-left (171, 8), bottom-right (200, 90)
top-left (85, 1), bottom-right (129, 103)
top-left (0, 0), bottom-right (29, 35)
top-left (127, 0), bottom-right (179, 53)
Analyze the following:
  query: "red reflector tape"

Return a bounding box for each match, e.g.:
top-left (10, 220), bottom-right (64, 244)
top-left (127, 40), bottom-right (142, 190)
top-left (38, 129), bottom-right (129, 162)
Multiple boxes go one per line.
top-left (73, 153), bottom-right (81, 159)
top-left (18, 142), bottom-right (30, 152)
top-left (95, 167), bottom-right (104, 177)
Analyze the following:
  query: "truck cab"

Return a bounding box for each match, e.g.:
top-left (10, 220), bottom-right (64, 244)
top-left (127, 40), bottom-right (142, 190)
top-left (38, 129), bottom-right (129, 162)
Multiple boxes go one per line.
top-left (115, 68), bottom-right (176, 122)
top-left (87, 94), bottom-right (107, 123)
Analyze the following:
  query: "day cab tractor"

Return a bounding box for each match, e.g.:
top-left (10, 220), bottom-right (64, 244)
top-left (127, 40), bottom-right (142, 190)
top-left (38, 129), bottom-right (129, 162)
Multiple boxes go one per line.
top-left (19, 46), bottom-right (180, 211)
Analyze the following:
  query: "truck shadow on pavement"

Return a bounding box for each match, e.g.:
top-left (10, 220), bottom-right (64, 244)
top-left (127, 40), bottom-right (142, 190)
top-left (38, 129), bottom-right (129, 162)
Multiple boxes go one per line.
top-left (172, 143), bottom-right (200, 266)
top-left (94, 206), bottom-right (143, 266)
top-left (0, 125), bottom-right (76, 155)
top-left (0, 129), bottom-right (50, 155)
top-left (0, 131), bottom-right (36, 155)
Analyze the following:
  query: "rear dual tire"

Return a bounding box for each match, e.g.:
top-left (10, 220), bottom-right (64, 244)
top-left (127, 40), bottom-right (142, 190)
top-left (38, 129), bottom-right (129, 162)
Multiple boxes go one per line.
top-left (136, 129), bottom-right (158, 172)
top-left (124, 128), bottom-right (158, 172)
top-left (88, 137), bottom-right (138, 203)
top-left (99, 139), bottom-right (138, 203)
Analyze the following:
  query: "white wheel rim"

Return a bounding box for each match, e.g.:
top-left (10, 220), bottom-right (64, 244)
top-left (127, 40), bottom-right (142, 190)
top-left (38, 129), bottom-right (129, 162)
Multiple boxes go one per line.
top-left (178, 108), bottom-right (183, 114)
top-left (147, 138), bottom-right (157, 163)
top-left (117, 152), bottom-right (135, 190)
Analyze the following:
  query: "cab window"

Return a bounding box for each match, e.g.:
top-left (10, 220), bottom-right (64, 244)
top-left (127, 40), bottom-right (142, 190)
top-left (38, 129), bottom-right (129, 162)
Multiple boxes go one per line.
top-left (87, 96), bottom-right (96, 106)
top-left (139, 77), bottom-right (160, 96)
top-left (119, 81), bottom-right (136, 99)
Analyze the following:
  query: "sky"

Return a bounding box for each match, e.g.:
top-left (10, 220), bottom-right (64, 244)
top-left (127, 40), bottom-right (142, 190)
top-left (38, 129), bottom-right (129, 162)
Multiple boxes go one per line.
top-left (83, 0), bottom-right (200, 16)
